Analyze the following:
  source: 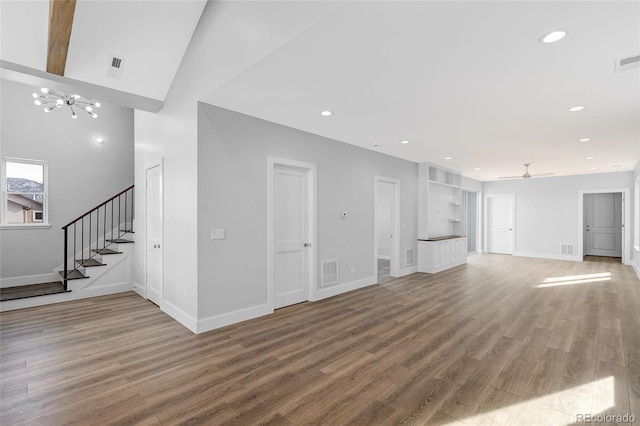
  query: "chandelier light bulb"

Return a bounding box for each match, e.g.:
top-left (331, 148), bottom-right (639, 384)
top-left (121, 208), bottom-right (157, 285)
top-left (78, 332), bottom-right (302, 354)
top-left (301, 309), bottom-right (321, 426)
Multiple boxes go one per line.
top-left (94, 102), bottom-right (101, 108)
top-left (95, 137), bottom-right (104, 144)
top-left (32, 88), bottom-right (101, 119)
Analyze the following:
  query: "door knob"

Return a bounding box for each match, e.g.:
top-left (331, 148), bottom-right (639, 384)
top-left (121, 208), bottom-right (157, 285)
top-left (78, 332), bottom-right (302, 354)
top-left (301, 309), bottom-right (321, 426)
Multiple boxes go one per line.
top-left (304, 243), bottom-right (312, 247)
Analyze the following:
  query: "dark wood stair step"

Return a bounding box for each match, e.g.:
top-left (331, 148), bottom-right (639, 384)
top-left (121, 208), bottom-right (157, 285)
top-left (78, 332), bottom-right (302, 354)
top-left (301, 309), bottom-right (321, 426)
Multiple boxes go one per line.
top-left (120, 229), bottom-right (135, 233)
top-left (59, 270), bottom-right (89, 280)
top-left (107, 239), bottom-right (134, 244)
top-left (75, 259), bottom-right (105, 267)
top-left (92, 248), bottom-right (122, 255)
top-left (0, 282), bottom-right (70, 302)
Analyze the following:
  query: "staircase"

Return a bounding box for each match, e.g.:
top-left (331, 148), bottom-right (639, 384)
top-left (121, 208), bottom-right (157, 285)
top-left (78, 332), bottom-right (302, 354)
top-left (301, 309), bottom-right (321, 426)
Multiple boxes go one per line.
top-left (0, 186), bottom-right (135, 310)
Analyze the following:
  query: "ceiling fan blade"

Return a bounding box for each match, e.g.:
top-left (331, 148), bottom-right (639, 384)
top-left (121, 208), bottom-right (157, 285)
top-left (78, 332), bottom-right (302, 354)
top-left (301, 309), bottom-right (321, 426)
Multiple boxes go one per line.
top-left (497, 175), bottom-right (524, 179)
top-left (531, 172), bottom-right (555, 177)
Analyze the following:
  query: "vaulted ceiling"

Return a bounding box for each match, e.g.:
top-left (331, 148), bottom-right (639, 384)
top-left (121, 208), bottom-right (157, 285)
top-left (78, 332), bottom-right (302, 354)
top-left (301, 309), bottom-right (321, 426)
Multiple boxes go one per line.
top-left (1, 1), bottom-right (638, 181)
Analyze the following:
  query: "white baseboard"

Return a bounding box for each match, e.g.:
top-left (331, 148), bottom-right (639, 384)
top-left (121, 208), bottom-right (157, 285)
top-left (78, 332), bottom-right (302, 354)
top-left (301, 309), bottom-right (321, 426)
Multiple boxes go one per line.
top-left (513, 251), bottom-right (582, 262)
top-left (418, 259), bottom-right (466, 274)
top-left (161, 300), bottom-right (198, 334)
top-left (196, 303), bottom-right (273, 334)
top-left (397, 266), bottom-right (418, 277)
top-left (132, 281), bottom-right (145, 298)
top-left (633, 261), bottom-right (640, 280)
top-left (1, 273), bottom-right (59, 288)
top-left (312, 276), bottom-right (376, 302)
top-left (0, 282), bottom-right (133, 312)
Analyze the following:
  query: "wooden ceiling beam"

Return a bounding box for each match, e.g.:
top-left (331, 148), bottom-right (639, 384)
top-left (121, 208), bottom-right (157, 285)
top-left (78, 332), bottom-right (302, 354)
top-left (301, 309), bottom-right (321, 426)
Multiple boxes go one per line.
top-left (46, 0), bottom-right (76, 76)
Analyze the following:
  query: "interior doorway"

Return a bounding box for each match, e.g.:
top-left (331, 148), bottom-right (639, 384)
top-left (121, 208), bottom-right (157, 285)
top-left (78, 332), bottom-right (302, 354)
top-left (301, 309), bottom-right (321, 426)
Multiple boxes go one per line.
top-left (374, 176), bottom-right (400, 279)
top-left (268, 157), bottom-right (317, 309)
top-left (145, 161), bottom-right (163, 306)
top-left (485, 193), bottom-right (515, 255)
top-left (463, 190), bottom-right (478, 253)
top-left (578, 189), bottom-right (630, 264)
top-left (583, 193), bottom-right (622, 259)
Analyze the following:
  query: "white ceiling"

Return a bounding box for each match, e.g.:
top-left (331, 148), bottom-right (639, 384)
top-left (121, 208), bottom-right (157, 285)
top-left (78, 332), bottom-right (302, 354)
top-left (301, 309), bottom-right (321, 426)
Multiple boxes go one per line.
top-left (1, 1), bottom-right (638, 181)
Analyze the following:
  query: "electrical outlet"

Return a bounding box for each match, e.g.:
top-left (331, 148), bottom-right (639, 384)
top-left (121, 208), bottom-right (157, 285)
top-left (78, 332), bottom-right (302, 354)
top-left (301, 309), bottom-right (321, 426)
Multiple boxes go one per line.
top-left (211, 229), bottom-right (225, 240)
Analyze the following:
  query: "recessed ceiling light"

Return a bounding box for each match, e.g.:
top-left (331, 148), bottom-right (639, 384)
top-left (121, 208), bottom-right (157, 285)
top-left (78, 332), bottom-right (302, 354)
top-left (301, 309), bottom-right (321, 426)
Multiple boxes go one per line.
top-left (444, 156), bottom-right (452, 160)
top-left (569, 106), bottom-right (585, 112)
top-left (400, 140), bottom-right (409, 144)
top-left (95, 137), bottom-right (104, 144)
top-left (586, 156), bottom-right (595, 160)
top-left (612, 164), bottom-right (621, 168)
top-left (579, 138), bottom-right (591, 142)
top-left (539, 30), bottom-right (567, 44)
top-left (590, 167), bottom-right (597, 170)
top-left (320, 110), bottom-right (332, 116)
top-left (474, 168), bottom-right (481, 171)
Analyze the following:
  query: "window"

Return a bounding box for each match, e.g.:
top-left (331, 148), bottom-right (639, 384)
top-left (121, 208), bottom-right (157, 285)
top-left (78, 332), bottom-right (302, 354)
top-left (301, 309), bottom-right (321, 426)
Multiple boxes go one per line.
top-left (1, 158), bottom-right (49, 227)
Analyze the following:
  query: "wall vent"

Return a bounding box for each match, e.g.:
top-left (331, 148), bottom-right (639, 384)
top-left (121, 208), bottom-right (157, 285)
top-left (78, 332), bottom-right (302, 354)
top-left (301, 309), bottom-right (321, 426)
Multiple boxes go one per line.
top-left (615, 54), bottom-right (640, 73)
top-left (321, 259), bottom-right (338, 287)
top-left (106, 55), bottom-right (125, 79)
top-left (405, 248), bottom-right (415, 266)
top-left (561, 244), bottom-right (575, 256)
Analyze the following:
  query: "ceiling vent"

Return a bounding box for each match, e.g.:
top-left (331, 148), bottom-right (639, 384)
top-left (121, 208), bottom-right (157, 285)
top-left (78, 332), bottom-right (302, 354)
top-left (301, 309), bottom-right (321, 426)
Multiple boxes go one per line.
top-left (615, 54), bottom-right (640, 73)
top-left (106, 55), bottom-right (125, 79)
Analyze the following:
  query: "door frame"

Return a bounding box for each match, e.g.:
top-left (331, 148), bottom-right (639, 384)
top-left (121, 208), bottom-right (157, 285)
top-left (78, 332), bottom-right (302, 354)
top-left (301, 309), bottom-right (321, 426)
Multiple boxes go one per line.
top-left (374, 175), bottom-right (401, 279)
top-left (484, 193), bottom-right (515, 255)
top-left (267, 157), bottom-right (317, 308)
top-left (578, 188), bottom-right (630, 264)
top-left (145, 159), bottom-right (164, 304)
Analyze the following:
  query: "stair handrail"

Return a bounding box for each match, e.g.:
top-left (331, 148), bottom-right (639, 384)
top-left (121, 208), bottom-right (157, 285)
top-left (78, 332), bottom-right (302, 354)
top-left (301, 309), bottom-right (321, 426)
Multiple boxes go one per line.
top-left (62, 185), bottom-right (135, 229)
top-left (62, 185), bottom-right (134, 291)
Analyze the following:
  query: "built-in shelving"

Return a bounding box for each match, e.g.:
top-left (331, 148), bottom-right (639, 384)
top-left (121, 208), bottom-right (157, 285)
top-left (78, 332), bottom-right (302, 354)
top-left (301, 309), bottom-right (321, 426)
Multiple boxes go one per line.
top-left (418, 163), bottom-right (467, 273)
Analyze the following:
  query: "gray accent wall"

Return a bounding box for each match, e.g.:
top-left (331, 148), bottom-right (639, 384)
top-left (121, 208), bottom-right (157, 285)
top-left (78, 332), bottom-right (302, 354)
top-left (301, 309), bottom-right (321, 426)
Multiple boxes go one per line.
top-left (197, 103), bottom-right (418, 320)
top-left (0, 79), bottom-right (134, 281)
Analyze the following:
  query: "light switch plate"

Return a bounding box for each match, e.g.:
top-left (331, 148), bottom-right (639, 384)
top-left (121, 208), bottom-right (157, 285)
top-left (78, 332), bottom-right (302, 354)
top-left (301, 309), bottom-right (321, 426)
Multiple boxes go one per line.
top-left (211, 229), bottom-right (225, 240)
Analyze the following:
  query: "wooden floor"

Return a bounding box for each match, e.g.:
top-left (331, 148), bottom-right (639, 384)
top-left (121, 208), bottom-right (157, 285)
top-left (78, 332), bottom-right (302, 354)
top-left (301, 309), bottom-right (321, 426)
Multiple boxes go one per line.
top-left (1, 254), bottom-right (639, 425)
top-left (0, 282), bottom-right (66, 302)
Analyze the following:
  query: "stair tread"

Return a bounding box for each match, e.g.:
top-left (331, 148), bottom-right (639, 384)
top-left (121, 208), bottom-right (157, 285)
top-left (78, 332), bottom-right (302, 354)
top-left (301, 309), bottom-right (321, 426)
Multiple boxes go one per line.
top-left (75, 259), bottom-right (106, 267)
top-left (0, 282), bottom-right (69, 301)
top-left (92, 248), bottom-right (122, 255)
top-left (107, 239), bottom-right (134, 244)
top-left (59, 270), bottom-right (89, 280)
top-left (120, 229), bottom-right (135, 233)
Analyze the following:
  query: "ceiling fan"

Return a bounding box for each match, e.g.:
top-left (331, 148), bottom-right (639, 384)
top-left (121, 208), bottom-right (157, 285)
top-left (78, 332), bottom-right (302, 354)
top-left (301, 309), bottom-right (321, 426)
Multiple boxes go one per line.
top-left (498, 163), bottom-right (555, 179)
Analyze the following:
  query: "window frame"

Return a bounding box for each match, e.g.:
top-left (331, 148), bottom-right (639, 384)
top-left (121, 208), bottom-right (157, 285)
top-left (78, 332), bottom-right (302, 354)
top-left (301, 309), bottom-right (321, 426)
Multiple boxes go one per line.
top-left (1, 157), bottom-right (51, 229)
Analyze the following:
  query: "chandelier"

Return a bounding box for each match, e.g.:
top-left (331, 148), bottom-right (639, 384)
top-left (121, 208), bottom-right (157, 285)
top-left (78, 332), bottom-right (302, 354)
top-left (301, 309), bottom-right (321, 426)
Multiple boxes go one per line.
top-left (32, 88), bottom-right (101, 119)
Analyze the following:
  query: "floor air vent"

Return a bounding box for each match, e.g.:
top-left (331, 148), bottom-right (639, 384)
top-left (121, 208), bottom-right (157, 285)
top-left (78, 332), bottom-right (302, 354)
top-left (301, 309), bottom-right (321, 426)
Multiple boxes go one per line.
top-left (561, 244), bottom-right (575, 256)
top-left (405, 248), bottom-right (415, 266)
top-left (321, 259), bottom-right (338, 287)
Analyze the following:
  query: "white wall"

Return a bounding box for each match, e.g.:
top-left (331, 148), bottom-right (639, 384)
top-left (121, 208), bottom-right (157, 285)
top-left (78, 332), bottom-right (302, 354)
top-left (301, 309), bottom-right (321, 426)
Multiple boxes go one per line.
top-left (0, 79), bottom-right (133, 283)
top-left (632, 161), bottom-right (640, 277)
top-left (483, 172), bottom-right (634, 261)
top-left (376, 181), bottom-right (393, 258)
top-left (133, 1), bottom-right (341, 331)
top-left (196, 104), bottom-right (418, 330)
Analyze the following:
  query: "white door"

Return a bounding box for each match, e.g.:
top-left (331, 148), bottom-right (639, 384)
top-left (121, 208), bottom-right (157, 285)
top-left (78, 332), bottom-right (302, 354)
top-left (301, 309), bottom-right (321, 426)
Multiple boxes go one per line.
top-left (486, 194), bottom-right (514, 254)
top-left (146, 164), bottom-right (163, 306)
top-left (274, 165), bottom-right (311, 309)
top-left (585, 193), bottom-right (622, 257)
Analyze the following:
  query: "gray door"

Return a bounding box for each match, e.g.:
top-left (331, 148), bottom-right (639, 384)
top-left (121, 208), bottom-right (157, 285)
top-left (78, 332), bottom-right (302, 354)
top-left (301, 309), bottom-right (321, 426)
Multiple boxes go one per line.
top-left (584, 193), bottom-right (622, 257)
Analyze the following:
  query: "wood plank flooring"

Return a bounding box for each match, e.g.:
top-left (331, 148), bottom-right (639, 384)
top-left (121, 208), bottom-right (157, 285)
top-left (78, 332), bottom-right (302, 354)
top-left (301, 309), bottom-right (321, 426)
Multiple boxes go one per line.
top-left (1, 254), bottom-right (639, 425)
